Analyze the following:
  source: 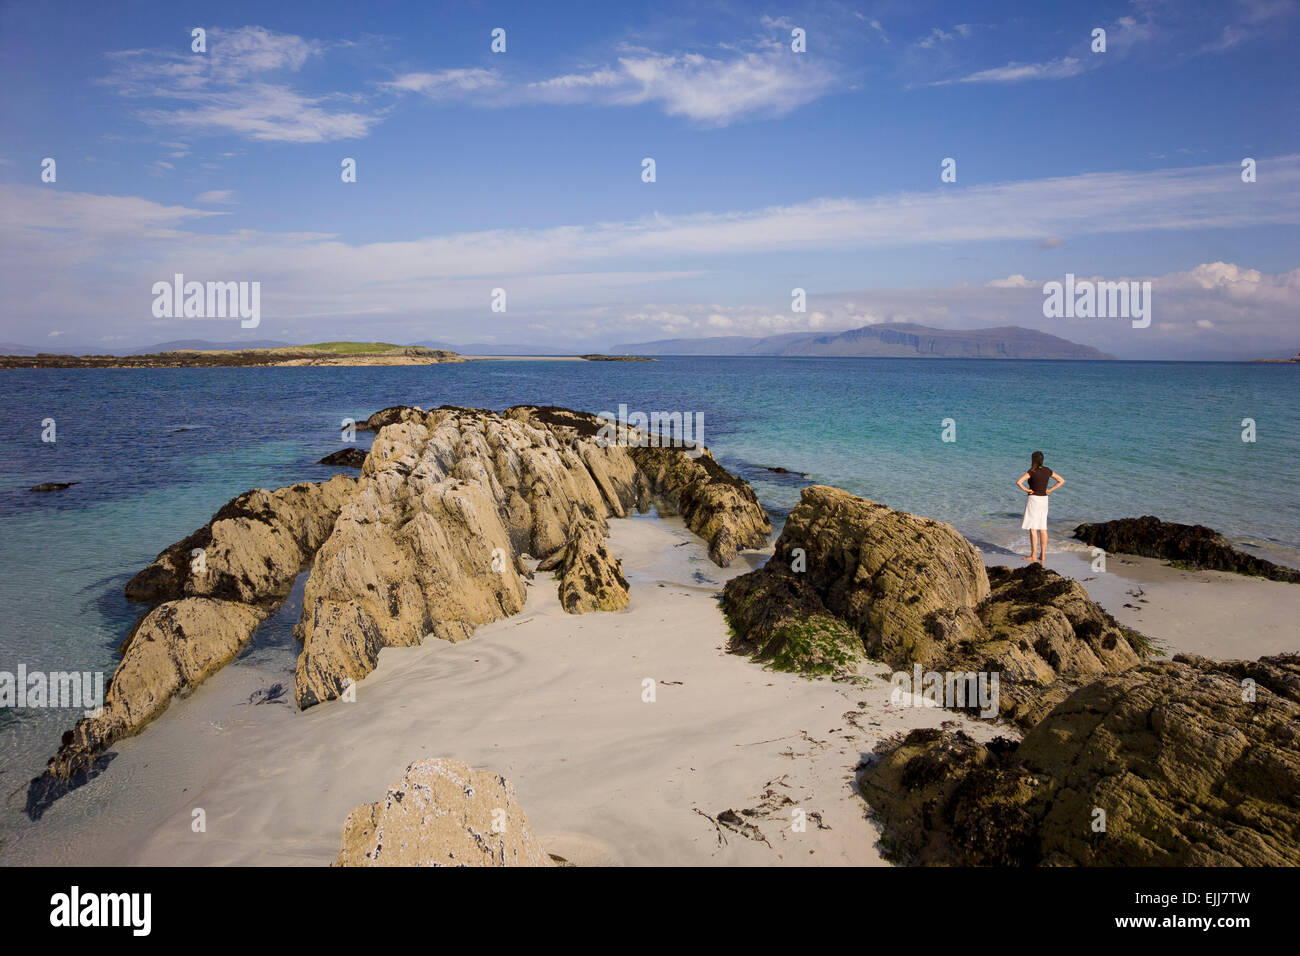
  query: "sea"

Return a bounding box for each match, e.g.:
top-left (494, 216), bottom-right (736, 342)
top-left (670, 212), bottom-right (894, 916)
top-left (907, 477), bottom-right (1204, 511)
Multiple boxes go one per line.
top-left (0, 357), bottom-right (1297, 801)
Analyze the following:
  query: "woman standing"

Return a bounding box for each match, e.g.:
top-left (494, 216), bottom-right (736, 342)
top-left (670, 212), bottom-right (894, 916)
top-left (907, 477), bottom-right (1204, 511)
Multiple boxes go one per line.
top-left (1017, 451), bottom-right (1064, 564)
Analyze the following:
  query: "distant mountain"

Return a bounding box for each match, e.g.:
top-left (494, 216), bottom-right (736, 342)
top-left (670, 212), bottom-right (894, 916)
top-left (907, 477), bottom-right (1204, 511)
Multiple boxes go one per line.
top-left (412, 340), bottom-right (572, 355)
top-left (612, 323), bottom-right (1115, 360)
top-left (0, 339), bottom-right (294, 356)
top-left (130, 339), bottom-right (293, 354)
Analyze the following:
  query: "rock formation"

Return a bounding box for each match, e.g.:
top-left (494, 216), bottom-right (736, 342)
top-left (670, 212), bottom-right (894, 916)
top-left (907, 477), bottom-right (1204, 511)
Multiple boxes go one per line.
top-left (336, 759), bottom-right (551, 866)
top-left (556, 514), bottom-right (630, 613)
top-left (722, 486), bottom-right (1146, 725)
top-left (123, 476), bottom-right (358, 605)
top-left (859, 653), bottom-right (1300, 866)
top-left (1074, 515), bottom-right (1300, 583)
top-left (33, 405), bottom-right (769, 811)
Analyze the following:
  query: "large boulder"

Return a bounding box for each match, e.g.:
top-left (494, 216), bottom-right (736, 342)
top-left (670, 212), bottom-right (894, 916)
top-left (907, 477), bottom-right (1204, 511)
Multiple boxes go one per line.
top-left (335, 759), bottom-right (551, 866)
top-left (859, 654), bottom-right (1300, 866)
top-left (723, 487), bottom-right (1147, 725)
top-left (1073, 515), bottom-right (1300, 583)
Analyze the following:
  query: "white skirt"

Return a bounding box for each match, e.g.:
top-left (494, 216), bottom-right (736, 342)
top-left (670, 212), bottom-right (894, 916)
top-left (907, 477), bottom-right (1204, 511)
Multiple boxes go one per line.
top-left (1022, 495), bottom-right (1049, 530)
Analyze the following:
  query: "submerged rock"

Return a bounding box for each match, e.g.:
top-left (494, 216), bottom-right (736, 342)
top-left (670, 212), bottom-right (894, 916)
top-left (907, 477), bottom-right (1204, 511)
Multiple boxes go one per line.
top-left (29, 478), bottom-right (76, 494)
top-left (859, 654), bottom-right (1300, 866)
top-left (722, 485), bottom-right (1146, 724)
top-left (1073, 515), bottom-right (1300, 583)
top-left (335, 759), bottom-right (551, 866)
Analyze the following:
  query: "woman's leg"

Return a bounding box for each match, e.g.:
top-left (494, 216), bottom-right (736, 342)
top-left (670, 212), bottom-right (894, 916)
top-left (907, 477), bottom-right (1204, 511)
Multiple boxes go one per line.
top-left (1024, 531), bottom-right (1036, 561)
top-left (1038, 529), bottom-right (1048, 562)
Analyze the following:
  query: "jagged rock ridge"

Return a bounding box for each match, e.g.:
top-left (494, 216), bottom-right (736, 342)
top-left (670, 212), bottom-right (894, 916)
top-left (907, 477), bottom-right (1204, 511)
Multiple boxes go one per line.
top-left (32, 405), bottom-right (769, 814)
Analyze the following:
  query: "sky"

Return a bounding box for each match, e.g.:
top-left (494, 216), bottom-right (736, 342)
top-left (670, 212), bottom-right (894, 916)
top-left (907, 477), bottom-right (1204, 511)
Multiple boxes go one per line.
top-left (1, 0), bottom-right (1297, 359)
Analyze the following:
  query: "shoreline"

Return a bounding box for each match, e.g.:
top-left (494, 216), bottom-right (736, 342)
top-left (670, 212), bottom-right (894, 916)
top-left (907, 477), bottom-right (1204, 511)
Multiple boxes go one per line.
top-left (3, 507), bottom-right (1295, 866)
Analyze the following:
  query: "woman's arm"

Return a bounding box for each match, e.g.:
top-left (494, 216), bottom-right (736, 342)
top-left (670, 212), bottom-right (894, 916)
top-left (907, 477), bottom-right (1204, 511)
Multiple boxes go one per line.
top-left (1047, 472), bottom-right (1065, 494)
top-left (1016, 472), bottom-right (1031, 494)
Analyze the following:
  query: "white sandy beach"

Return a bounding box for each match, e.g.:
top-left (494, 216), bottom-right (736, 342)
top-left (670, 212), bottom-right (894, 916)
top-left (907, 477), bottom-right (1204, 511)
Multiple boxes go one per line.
top-left (986, 547), bottom-right (1300, 661)
top-left (4, 513), bottom-right (1296, 867)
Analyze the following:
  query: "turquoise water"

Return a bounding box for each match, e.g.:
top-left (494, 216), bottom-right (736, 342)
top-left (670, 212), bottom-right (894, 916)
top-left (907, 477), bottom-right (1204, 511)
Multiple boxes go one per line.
top-left (0, 358), bottom-right (1297, 788)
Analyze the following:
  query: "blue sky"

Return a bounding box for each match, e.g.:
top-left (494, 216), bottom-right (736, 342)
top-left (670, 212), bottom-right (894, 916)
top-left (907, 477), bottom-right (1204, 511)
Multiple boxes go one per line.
top-left (1, 0), bottom-right (1298, 358)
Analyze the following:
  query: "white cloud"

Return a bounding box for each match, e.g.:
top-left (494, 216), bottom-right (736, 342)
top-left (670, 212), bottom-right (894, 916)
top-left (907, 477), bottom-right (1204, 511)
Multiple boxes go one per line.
top-left (195, 190), bottom-right (237, 204)
top-left (988, 274), bottom-right (1034, 287)
top-left (383, 69), bottom-right (503, 96)
top-left (953, 56), bottom-right (1088, 84)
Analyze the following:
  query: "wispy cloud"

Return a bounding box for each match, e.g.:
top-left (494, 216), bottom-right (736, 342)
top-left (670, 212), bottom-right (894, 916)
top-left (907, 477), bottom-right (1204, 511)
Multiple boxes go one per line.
top-left (387, 41), bottom-right (839, 126)
top-left (195, 189), bottom-right (237, 204)
top-left (950, 56), bottom-right (1088, 85)
top-left (101, 26), bottom-right (385, 143)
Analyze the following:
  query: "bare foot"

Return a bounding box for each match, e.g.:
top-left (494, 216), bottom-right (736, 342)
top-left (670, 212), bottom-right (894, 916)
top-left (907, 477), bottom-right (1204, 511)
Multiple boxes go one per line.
top-left (1022, 555), bottom-right (1035, 562)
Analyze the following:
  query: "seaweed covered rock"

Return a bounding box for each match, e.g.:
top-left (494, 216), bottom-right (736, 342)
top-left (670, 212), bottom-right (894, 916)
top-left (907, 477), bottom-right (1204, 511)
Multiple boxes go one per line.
top-left (720, 562), bottom-right (865, 676)
top-left (335, 759), bottom-right (551, 867)
top-left (355, 405), bottom-right (426, 432)
top-left (318, 447), bottom-right (368, 469)
top-left (556, 515), bottom-right (630, 613)
top-left (859, 654), bottom-right (1300, 866)
top-left (1073, 515), bottom-right (1300, 583)
top-left (939, 564), bottom-right (1148, 727)
top-left (722, 487), bottom-right (1146, 725)
top-left (629, 444), bottom-right (771, 566)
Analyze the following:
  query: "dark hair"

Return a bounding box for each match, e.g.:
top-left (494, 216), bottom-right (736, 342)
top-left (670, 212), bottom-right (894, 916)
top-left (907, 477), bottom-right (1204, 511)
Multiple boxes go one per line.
top-left (1031, 450), bottom-right (1045, 471)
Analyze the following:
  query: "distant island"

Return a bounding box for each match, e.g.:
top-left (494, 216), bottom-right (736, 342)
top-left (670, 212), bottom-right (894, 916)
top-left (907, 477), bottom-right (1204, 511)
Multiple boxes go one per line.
top-left (1252, 351), bottom-right (1300, 363)
top-left (611, 322), bottom-right (1116, 360)
top-left (0, 343), bottom-right (655, 369)
top-left (0, 342), bottom-right (466, 369)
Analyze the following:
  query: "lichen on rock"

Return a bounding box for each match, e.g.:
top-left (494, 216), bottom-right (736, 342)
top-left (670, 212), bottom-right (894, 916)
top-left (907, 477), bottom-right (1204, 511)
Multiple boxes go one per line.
top-left (335, 758), bottom-right (551, 867)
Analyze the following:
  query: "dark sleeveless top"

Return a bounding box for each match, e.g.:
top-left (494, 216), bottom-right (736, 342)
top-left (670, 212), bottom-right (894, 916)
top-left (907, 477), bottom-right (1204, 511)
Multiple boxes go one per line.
top-left (1028, 466), bottom-right (1051, 496)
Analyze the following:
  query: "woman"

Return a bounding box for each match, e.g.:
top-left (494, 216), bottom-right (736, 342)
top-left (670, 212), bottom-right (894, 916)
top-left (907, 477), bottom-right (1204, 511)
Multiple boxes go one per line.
top-left (1016, 451), bottom-right (1064, 564)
